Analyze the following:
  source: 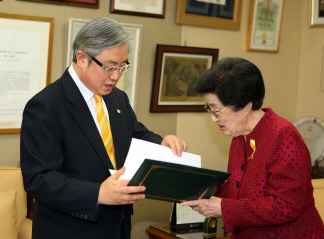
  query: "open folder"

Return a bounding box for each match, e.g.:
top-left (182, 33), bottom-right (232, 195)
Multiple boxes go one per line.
top-left (127, 158), bottom-right (230, 203)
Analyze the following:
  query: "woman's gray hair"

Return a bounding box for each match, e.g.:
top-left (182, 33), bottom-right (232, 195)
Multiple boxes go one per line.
top-left (72, 17), bottom-right (132, 64)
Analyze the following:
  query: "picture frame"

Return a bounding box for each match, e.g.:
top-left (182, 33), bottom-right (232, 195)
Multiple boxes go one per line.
top-left (0, 13), bottom-right (54, 134)
top-left (176, 0), bottom-right (243, 30)
top-left (246, 0), bottom-right (285, 53)
top-left (18, 0), bottom-right (99, 9)
top-left (110, 0), bottom-right (166, 18)
top-left (66, 18), bottom-right (142, 111)
top-left (150, 45), bottom-right (219, 113)
top-left (310, 0), bottom-right (324, 27)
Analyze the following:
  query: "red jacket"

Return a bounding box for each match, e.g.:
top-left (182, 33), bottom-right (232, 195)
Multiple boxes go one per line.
top-left (216, 108), bottom-right (324, 238)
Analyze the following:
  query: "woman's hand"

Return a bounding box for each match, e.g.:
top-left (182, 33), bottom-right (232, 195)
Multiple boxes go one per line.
top-left (180, 196), bottom-right (222, 218)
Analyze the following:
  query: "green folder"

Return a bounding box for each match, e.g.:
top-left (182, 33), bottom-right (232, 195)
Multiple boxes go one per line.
top-left (128, 159), bottom-right (230, 203)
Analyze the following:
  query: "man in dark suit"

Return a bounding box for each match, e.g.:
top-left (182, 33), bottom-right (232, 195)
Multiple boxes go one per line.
top-left (20, 17), bottom-right (187, 239)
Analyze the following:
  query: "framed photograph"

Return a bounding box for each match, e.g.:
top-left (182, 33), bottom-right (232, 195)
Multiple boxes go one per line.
top-left (18, 0), bottom-right (98, 8)
top-left (176, 0), bottom-right (243, 30)
top-left (110, 0), bottom-right (166, 18)
top-left (310, 0), bottom-right (324, 27)
top-left (246, 0), bottom-right (285, 53)
top-left (150, 45), bottom-right (219, 113)
top-left (0, 13), bottom-right (54, 134)
top-left (66, 18), bottom-right (142, 111)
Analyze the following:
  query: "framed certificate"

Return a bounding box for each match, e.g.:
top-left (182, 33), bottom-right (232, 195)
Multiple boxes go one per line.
top-left (176, 0), bottom-right (243, 30)
top-left (0, 13), bottom-right (54, 134)
top-left (246, 0), bottom-right (285, 53)
top-left (293, 117), bottom-right (324, 166)
top-left (110, 0), bottom-right (166, 18)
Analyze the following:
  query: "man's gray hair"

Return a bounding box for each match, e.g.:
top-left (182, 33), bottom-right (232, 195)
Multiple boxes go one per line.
top-left (72, 17), bottom-right (131, 64)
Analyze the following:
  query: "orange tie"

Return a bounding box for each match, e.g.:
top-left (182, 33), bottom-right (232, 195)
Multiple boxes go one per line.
top-left (94, 94), bottom-right (116, 169)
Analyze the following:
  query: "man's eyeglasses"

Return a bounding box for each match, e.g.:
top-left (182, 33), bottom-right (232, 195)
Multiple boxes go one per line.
top-left (91, 56), bottom-right (131, 75)
top-left (204, 104), bottom-right (229, 118)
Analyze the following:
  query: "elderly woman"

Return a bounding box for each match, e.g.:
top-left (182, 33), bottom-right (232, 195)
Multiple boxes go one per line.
top-left (181, 58), bottom-right (324, 238)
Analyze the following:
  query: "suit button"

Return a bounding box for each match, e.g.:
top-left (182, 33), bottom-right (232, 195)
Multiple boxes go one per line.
top-left (118, 213), bottom-right (124, 221)
top-left (84, 215), bottom-right (88, 220)
top-left (80, 214), bottom-right (83, 219)
top-left (75, 213), bottom-right (79, 218)
top-left (71, 212), bottom-right (75, 216)
top-left (234, 226), bottom-right (241, 234)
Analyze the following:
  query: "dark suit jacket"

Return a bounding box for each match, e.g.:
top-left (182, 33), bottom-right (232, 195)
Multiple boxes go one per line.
top-left (20, 69), bottom-right (163, 239)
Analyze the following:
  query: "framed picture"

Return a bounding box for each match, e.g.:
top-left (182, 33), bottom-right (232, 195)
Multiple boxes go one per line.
top-left (18, 0), bottom-right (99, 8)
top-left (150, 45), bottom-right (219, 113)
top-left (110, 0), bottom-right (166, 18)
top-left (66, 18), bottom-right (142, 111)
top-left (310, 0), bottom-right (324, 27)
top-left (0, 13), bottom-right (54, 134)
top-left (176, 0), bottom-right (243, 30)
top-left (246, 0), bottom-right (285, 53)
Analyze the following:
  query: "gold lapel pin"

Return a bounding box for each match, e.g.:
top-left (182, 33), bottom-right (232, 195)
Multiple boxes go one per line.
top-left (117, 109), bottom-right (121, 113)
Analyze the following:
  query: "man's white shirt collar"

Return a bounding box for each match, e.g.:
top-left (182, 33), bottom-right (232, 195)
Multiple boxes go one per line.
top-left (68, 64), bottom-right (94, 102)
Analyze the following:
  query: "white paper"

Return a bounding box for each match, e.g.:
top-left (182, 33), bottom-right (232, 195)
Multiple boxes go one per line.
top-left (0, 29), bottom-right (40, 128)
top-left (119, 138), bottom-right (201, 180)
top-left (0, 19), bottom-right (50, 129)
top-left (109, 169), bottom-right (117, 175)
top-left (114, 0), bottom-right (164, 14)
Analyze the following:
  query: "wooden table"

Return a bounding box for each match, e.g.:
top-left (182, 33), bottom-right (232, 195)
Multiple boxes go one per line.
top-left (146, 223), bottom-right (230, 239)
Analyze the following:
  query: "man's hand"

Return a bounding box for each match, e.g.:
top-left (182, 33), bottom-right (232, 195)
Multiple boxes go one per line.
top-left (98, 167), bottom-right (145, 205)
top-left (180, 196), bottom-right (222, 218)
top-left (161, 135), bottom-right (188, 157)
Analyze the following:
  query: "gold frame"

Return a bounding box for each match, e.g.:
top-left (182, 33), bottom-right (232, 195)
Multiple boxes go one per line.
top-left (310, 0), bottom-right (324, 27)
top-left (176, 0), bottom-right (242, 30)
top-left (0, 13), bottom-right (54, 134)
top-left (246, 0), bottom-right (285, 53)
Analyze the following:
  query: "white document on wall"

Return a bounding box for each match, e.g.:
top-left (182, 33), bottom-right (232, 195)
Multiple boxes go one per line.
top-left (118, 138), bottom-right (201, 180)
